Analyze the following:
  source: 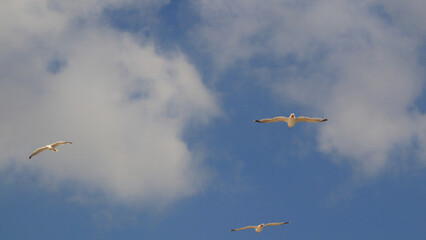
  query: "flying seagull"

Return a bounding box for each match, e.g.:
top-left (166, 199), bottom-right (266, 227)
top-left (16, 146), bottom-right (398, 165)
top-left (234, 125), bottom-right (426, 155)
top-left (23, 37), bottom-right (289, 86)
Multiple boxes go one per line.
top-left (254, 113), bottom-right (327, 129)
top-left (230, 221), bottom-right (291, 234)
top-left (29, 141), bottom-right (72, 159)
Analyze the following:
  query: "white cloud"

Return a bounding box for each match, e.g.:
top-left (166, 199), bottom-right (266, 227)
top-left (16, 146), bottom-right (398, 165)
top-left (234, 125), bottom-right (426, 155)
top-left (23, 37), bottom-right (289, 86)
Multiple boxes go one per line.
top-left (375, 0), bottom-right (426, 36)
top-left (0, 0), bottom-right (219, 205)
top-left (193, 0), bottom-right (426, 176)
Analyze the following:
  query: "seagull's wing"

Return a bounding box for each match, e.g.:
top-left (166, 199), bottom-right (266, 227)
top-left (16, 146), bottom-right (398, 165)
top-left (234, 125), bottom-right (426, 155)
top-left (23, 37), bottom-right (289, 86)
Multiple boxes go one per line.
top-left (29, 146), bottom-right (49, 159)
top-left (295, 116), bottom-right (327, 123)
top-left (264, 221), bottom-right (291, 227)
top-left (230, 226), bottom-right (257, 231)
top-left (51, 141), bottom-right (72, 148)
top-left (254, 117), bottom-right (289, 123)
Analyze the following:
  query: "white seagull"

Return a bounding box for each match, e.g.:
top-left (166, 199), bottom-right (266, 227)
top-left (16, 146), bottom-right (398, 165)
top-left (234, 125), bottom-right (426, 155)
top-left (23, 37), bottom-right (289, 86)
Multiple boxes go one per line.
top-left (29, 141), bottom-right (72, 159)
top-left (254, 113), bottom-right (327, 129)
top-left (230, 221), bottom-right (291, 234)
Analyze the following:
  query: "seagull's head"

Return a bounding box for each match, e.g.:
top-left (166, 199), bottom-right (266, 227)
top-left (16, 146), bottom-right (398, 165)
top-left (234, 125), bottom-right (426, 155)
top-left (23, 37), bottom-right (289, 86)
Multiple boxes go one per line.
top-left (259, 223), bottom-right (265, 227)
top-left (290, 113), bottom-right (295, 118)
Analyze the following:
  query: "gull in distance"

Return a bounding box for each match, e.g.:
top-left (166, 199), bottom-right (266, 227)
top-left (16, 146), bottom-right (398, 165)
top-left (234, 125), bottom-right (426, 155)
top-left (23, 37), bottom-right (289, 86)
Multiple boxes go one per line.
top-left (254, 113), bottom-right (327, 129)
top-left (230, 221), bottom-right (291, 234)
top-left (29, 141), bottom-right (72, 159)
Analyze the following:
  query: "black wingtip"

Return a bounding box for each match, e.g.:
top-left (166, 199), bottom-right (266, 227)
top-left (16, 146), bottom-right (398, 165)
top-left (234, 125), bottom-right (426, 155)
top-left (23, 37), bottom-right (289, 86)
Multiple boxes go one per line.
top-left (254, 120), bottom-right (261, 123)
top-left (29, 156), bottom-right (31, 159)
top-left (322, 119), bottom-right (328, 122)
top-left (230, 229), bottom-right (235, 232)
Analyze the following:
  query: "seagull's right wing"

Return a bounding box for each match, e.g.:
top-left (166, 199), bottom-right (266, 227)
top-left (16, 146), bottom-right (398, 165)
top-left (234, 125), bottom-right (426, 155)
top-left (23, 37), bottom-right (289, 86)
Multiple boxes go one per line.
top-left (230, 226), bottom-right (257, 231)
top-left (264, 221), bottom-right (291, 227)
top-left (29, 146), bottom-right (48, 159)
top-left (254, 117), bottom-right (289, 123)
top-left (51, 141), bottom-right (72, 148)
top-left (295, 116), bottom-right (327, 123)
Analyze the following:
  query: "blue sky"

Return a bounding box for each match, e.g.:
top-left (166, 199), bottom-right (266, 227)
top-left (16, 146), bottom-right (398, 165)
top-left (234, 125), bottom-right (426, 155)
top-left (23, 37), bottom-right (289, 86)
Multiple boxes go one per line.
top-left (1, 0), bottom-right (426, 239)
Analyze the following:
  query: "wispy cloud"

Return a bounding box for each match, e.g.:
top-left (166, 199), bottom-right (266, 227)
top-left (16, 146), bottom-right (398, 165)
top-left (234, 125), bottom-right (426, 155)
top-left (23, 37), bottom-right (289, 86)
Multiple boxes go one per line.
top-left (192, 0), bottom-right (426, 176)
top-left (0, 0), bottom-right (219, 206)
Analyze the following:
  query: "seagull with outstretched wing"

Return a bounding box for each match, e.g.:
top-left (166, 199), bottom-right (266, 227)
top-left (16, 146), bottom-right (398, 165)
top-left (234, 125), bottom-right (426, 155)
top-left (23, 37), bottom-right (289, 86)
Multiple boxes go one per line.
top-left (255, 113), bottom-right (327, 129)
top-left (29, 141), bottom-right (72, 159)
top-left (230, 221), bottom-right (290, 233)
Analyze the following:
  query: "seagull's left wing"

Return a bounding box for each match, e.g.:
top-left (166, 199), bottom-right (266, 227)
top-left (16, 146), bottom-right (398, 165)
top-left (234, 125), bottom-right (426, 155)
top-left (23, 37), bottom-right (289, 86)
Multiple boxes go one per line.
top-left (51, 141), bottom-right (72, 148)
top-left (230, 226), bottom-right (257, 231)
top-left (295, 116), bottom-right (327, 123)
top-left (254, 116), bottom-right (289, 123)
top-left (264, 221), bottom-right (291, 227)
top-left (29, 146), bottom-right (48, 159)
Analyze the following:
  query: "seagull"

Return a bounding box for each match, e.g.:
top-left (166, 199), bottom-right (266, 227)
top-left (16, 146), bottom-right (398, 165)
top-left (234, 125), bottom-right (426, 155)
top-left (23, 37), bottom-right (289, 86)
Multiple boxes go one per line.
top-left (29, 141), bottom-right (72, 159)
top-left (254, 113), bottom-right (327, 129)
top-left (230, 221), bottom-right (290, 234)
